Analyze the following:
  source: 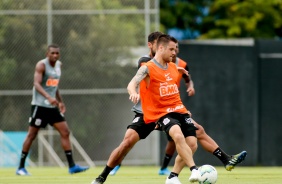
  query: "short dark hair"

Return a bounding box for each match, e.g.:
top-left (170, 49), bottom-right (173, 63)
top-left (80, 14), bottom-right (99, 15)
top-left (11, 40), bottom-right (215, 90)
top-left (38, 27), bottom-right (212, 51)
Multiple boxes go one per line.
top-left (148, 31), bottom-right (163, 43)
top-left (170, 36), bottom-right (178, 43)
top-left (156, 34), bottom-right (177, 47)
top-left (47, 44), bottom-right (59, 50)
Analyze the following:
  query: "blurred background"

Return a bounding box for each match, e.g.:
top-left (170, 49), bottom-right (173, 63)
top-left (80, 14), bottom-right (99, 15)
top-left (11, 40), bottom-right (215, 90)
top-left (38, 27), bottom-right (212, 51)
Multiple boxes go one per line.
top-left (0, 0), bottom-right (282, 168)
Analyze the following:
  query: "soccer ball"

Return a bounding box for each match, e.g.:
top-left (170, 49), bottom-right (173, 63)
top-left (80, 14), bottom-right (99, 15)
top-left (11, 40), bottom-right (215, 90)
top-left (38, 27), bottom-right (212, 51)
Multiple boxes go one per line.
top-left (198, 164), bottom-right (218, 184)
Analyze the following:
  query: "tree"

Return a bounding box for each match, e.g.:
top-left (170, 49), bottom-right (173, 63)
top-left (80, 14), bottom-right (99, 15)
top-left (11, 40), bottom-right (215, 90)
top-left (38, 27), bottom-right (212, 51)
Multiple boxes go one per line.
top-left (0, 0), bottom-right (141, 151)
top-left (199, 0), bottom-right (282, 38)
top-left (160, 0), bottom-right (211, 39)
top-left (160, 0), bottom-right (282, 39)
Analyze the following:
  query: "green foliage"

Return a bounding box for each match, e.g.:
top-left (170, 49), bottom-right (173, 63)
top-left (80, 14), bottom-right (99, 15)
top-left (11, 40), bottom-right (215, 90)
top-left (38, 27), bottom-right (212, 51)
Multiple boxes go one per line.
top-left (0, 0), bottom-right (141, 144)
top-left (160, 0), bottom-right (209, 32)
top-left (160, 0), bottom-right (282, 39)
top-left (0, 0), bottom-right (141, 90)
top-left (200, 0), bottom-right (282, 38)
top-left (0, 52), bottom-right (16, 87)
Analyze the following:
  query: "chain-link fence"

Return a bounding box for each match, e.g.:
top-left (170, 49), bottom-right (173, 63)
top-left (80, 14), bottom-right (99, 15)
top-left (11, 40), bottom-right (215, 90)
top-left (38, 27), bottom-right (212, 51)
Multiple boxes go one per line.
top-left (0, 0), bottom-right (160, 167)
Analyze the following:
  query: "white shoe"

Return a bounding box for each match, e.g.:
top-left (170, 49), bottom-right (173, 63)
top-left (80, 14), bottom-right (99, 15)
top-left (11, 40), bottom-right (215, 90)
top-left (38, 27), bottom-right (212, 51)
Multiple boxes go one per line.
top-left (16, 168), bottom-right (31, 176)
top-left (188, 169), bottom-right (200, 183)
top-left (165, 176), bottom-right (182, 184)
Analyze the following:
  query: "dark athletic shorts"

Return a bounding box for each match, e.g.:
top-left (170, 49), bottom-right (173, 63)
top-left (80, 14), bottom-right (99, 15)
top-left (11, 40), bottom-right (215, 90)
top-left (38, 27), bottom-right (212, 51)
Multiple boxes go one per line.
top-left (29, 105), bottom-right (65, 128)
top-left (155, 123), bottom-right (173, 141)
top-left (157, 112), bottom-right (198, 138)
top-left (165, 131), bottom-right (173, 141)
top-left (127, 113), bottom-right (156, 139)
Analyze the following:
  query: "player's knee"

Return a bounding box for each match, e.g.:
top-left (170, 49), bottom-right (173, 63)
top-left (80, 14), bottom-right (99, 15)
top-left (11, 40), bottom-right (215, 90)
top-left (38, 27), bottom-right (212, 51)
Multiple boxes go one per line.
top-left (189, 142), bottom-right (198, 153)
top-left (60, 128), bottom-right (70, 138)
top-left (171, 133), bottom-right (185, 143)
top-left (120, 137), bottom-right (136, 151)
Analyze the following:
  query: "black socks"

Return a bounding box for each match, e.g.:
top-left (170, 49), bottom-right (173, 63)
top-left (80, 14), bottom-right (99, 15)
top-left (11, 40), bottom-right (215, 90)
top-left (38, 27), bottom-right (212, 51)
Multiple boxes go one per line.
top-left (65, 150), bottom-right (75, 168)
top-left (161, 154), bottom-right (173, 169)
top-left (213, 147), bottom-right (230, 165)
top-left (100, 165), bottom-right (114, 180)
top-left (19, 151), bottom-right (28, 169)
top-left (168, 172), bottom-right (179, 179)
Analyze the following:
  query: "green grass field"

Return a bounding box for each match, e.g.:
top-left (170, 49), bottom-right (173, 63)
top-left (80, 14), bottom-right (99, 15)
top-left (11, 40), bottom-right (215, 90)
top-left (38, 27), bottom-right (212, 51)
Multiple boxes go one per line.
top-left (1, 166), bottom-right (281, 184)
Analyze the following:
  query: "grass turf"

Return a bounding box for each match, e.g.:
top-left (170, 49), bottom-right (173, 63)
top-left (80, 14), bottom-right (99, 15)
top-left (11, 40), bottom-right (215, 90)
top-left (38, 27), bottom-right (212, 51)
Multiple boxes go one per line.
top-left (1, 166), bottom-right (282, 184)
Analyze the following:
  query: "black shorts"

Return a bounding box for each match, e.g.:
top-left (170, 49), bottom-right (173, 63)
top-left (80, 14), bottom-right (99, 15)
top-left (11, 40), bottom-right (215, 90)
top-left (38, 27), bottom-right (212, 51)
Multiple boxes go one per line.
top-left (165, 131), bottom-right (173, 141)
top-left (29, 105), bottom-right (65, 128)
top-left (155, 124), bottom-right (173, 141)
top-left (127, 113), bottom-right (156, 139)
top-left (157, 112), bottom-right (198, 138)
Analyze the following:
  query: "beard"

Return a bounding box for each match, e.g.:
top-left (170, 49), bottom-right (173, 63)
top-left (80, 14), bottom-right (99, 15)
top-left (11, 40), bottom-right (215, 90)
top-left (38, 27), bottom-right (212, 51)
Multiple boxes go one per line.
top-left (172, 56), bottom-right (176, 63)
top-left (151, 49), bottom-right (156, 57)
top-left (164, 56), bottom-right (173, 63)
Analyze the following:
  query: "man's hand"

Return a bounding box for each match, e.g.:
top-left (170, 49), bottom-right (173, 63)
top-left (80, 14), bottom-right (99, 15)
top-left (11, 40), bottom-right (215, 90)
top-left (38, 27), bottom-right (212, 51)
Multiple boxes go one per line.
top-left (47, 97), bottom-right (58, 106)
top-left (58, 102), bottom-right (66, 114)
top-left (187, 86), bottom-right (195, 96)
top-left (185, 82), bottom-right (195, 96)
top-left (154, 124), bottom-right (160, 130)
top-left (129, 93), bottom-right (140, 104)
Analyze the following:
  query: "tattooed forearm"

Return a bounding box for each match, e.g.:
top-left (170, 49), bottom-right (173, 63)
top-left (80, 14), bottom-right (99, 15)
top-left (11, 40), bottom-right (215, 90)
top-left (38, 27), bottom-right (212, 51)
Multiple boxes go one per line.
top-left (127, 65), bottom-right (148, 95)
top-left (133, 65), bottom-right (148, 85)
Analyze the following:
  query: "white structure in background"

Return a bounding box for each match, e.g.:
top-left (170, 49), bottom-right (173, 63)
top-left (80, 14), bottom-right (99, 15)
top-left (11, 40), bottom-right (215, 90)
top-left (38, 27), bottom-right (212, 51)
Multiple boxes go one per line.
top-left (37, 130), bottom-right (95, 167)
top-left (0, 130), bottom-right (35, 167)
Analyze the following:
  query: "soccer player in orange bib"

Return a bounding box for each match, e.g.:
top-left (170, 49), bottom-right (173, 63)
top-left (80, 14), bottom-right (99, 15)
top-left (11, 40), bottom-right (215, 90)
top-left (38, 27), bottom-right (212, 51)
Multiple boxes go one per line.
top-left (91, 33), bottom-right (247, 184)
top-left (127, 34), bottom-right (201, 183)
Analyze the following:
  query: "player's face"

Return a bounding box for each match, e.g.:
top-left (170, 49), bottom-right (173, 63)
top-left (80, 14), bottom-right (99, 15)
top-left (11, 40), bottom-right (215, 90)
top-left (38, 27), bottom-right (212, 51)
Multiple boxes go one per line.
top-left (172, 43), bottom-right (179, 63)
top-left (47, 47), bottom-right (60, 63)
top-left (162, 41), bottom-right (176, 63)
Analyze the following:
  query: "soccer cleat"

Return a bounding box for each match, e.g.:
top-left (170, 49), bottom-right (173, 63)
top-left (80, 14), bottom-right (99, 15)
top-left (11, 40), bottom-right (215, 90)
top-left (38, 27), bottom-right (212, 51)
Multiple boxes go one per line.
top-left (165, 176), bottom-right (182, 184)
top-left (159, 167), bottom-right (171, 175)
top-left (225, 151), bottom-right (247, 171)
top-left (91, 176), bottom-right (105, 184)
top-left (188, 169), bottom-right (200, 183)
top-left (69, 164), bottom-right (89, 174)
top-left (16, 168), bottom-right (31, 176)
top-left (109, 165), bottom-right (121, 175)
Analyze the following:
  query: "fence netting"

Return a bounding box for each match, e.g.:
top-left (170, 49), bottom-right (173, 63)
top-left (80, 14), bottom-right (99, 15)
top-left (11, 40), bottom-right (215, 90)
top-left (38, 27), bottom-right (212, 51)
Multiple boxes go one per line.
top-left (0, 0), bottom-right (160, 166)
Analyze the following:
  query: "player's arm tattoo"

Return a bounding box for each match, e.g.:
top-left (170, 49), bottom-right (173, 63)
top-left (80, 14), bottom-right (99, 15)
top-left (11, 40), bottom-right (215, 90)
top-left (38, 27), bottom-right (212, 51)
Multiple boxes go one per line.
top-left (127, 65), bottom-right (148, 95)
top-left (133, 65), bottom-right (148, 86)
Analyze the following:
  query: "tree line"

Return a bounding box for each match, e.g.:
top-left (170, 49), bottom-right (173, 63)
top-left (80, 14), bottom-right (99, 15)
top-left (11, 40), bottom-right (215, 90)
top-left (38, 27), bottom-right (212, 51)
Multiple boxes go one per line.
top-left (160, 0), bottom-right (282, 39)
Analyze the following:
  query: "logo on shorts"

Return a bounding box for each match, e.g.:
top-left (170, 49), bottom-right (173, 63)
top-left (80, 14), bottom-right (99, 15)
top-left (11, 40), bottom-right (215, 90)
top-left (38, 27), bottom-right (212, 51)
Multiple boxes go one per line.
top-left (35, 118), bottom-right (42, 126)
top-left (163, 118), bottom-right (170, 125)
top-left (132, 117), bottom-right (140, 123)
top-left (185, 117), bottom-right (192, 124)
top-left (28, 117), bottom-right (32, 123)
